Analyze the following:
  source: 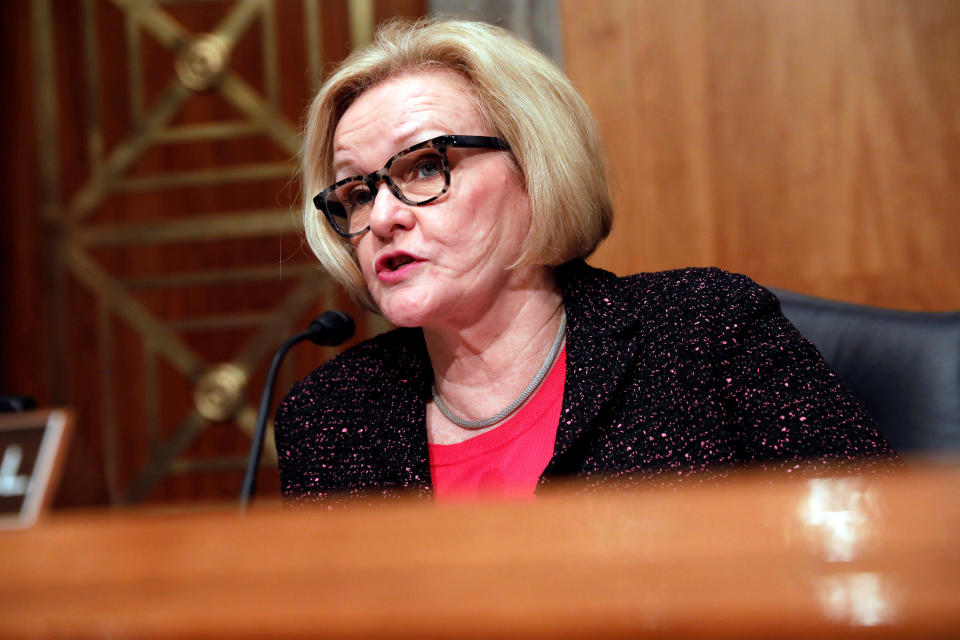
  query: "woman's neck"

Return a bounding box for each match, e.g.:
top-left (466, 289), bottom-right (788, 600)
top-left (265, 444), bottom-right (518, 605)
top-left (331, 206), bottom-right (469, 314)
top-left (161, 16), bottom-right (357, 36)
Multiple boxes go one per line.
top-left (423, 266), bottom-right (564, 438)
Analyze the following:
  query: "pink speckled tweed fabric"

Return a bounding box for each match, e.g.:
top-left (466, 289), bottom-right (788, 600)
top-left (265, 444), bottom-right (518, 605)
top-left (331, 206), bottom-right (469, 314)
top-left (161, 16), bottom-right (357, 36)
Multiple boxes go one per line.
top-left (275, 260), bottom-right (899, 504)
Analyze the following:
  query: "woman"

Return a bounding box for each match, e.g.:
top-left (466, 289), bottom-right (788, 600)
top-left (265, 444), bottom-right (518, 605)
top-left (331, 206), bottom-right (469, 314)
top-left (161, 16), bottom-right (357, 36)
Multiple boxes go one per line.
top-left (276, 19), bottom-right (897, 503)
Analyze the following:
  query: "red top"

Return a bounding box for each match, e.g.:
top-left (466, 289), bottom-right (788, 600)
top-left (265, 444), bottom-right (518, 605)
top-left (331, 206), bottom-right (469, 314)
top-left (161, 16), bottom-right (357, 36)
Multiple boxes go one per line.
top-left (428, 347), bottom-right (566, 502)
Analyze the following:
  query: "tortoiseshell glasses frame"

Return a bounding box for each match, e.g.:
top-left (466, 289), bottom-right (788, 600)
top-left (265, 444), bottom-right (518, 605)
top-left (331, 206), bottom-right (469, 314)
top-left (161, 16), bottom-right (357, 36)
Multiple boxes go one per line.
top-left (313, 134), bottom-right (511, 238)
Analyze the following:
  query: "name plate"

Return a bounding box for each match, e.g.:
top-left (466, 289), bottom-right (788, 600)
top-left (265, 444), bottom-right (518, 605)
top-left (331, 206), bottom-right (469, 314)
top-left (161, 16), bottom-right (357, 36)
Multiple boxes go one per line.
top-left (0, 409), bottom-right (72, 529)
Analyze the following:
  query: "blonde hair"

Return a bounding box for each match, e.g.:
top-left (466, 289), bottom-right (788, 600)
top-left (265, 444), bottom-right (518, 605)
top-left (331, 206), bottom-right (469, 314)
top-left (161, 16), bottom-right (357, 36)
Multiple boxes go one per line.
top-left (301, 18), bottom-right (613, 309)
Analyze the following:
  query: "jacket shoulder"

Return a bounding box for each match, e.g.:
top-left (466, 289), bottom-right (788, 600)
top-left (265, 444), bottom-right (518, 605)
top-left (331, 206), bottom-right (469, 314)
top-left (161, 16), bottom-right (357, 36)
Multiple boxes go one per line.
top-left (622, 264), bottom-right (769, 301)
top-left (632, 266), bottom-right (777, 315)
top-left (274, 327), bottom-right (426, 427)
top-left (559, 260), bottom-right (776, 329)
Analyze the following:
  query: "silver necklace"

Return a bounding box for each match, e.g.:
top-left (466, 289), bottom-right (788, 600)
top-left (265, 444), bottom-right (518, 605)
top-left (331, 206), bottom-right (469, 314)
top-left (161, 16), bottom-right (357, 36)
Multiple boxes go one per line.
top-left (431, 310), bottom-right (566, 430)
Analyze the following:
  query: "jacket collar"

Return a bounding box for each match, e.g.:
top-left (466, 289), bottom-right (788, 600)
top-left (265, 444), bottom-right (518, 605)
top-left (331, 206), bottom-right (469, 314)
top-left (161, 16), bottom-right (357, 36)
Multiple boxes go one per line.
top-left (557, 260), bottom-right (643, 337)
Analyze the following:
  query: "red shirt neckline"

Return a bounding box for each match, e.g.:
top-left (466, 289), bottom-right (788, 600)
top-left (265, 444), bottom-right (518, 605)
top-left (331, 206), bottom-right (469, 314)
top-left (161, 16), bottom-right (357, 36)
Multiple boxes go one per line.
top-left (429, 345), bottom-right (566, 465)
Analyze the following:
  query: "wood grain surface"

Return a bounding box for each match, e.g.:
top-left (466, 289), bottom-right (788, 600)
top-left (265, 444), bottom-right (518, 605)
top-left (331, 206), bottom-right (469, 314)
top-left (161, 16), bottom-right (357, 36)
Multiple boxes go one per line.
top-left (562, 0), bottom-right (960, 311)
top-left (1, 467), bottom-right (958, 638)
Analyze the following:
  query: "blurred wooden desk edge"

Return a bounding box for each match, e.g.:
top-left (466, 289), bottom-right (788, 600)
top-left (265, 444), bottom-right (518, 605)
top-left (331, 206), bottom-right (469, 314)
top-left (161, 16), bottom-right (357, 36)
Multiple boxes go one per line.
top-left (1, 466), bottom-right (958, 639)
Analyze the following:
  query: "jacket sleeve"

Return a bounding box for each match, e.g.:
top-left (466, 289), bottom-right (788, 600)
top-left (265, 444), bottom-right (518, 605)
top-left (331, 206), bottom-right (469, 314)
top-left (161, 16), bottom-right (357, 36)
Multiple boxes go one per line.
top-left (714, 273), bottom-right (900, 474)
top-left (273, 376), bottom-right (334, 503)
top-left (273, 363), bottom-right (375, 504)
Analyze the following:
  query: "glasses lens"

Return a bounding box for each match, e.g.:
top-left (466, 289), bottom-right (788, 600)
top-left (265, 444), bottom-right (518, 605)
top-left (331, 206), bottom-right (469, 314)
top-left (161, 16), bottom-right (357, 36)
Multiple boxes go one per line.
top-left (320, 144), bottom-right (449, 237)
top-left (329, 180), bottom-right (373, 235)
top-left (390, 148), bottom-right (446, 202)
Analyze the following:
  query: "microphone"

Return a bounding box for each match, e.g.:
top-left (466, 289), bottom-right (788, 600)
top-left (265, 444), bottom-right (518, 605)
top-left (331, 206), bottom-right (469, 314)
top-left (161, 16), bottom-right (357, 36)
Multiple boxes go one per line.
top-left (239, 311), bottom-right (355, 508)
top-left (306, 311), bottom-right (355, 346)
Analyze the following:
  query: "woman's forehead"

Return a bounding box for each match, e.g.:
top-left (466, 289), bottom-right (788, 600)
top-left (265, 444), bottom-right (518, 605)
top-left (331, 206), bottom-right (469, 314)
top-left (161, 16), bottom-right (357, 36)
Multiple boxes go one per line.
top-left (331, 71), bottom-right (485, 171)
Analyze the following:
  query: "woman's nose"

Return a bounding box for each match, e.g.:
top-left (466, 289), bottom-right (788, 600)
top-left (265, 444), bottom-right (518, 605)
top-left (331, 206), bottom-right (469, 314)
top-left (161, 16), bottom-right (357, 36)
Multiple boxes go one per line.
top-left (367, 183), bottom-right (415, 237)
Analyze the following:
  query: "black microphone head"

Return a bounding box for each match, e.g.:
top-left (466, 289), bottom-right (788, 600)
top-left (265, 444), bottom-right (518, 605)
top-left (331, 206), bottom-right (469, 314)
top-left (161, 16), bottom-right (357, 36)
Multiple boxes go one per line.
top-left (307, 311), bottom-right (355, 346)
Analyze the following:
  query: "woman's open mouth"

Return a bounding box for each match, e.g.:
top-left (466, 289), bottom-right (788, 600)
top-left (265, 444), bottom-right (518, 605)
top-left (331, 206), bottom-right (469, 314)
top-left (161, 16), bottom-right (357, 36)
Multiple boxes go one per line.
top-left (375, 252), bottom-right (424, 283)
top-left (385, 255), bottom-right (415, 270)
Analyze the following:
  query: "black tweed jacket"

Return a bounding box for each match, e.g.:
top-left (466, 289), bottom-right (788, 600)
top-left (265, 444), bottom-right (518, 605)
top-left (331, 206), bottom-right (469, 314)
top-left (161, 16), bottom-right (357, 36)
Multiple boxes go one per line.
top-left (275, 260), bottom-right (898, 503)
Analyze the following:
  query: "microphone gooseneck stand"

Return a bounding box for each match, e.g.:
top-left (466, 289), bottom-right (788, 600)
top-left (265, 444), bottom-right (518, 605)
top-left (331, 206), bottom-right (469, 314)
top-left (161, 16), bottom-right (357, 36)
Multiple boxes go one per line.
top-left (239, 311), bottom-right (355, 509)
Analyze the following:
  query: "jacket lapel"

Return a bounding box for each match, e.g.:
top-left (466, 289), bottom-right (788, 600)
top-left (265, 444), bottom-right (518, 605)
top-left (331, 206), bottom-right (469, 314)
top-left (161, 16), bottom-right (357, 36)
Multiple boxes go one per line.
top-left (545, 261), bottom-right (647, 475)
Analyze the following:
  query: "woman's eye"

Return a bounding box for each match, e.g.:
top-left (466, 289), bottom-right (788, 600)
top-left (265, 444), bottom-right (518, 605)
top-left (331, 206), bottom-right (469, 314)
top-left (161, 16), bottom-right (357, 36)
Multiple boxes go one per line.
top-left (414, 160), bottom-right (441, 179)
top-left (346, 185), bottom-right (373, 209)
top-left (405, 151), bottom-right (443, 181)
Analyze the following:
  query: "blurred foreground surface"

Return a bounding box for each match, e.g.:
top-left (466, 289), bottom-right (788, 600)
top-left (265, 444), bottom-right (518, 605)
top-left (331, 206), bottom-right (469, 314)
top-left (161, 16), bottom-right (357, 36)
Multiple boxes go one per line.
top-left (1, 466), bottom-right (958, 639)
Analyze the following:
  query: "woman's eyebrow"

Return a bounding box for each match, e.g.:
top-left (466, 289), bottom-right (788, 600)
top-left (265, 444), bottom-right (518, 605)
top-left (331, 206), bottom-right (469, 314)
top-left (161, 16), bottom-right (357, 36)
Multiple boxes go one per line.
top-left (331, 145), bottom-right (353, 168)
top-left (332, 130), bottom-right (439, 176)
top-left (331, 151), bottom-right (381, 179)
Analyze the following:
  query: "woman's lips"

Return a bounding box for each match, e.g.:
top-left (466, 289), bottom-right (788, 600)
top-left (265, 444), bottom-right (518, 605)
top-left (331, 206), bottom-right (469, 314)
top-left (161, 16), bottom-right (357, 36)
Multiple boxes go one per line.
top-left (375, 252), bottom-right (425, 283)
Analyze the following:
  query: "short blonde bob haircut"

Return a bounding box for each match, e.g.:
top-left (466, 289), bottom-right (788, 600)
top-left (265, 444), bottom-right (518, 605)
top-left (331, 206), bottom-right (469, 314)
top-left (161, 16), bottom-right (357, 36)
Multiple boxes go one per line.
top-left (301, 18), bottom-right (613, 310)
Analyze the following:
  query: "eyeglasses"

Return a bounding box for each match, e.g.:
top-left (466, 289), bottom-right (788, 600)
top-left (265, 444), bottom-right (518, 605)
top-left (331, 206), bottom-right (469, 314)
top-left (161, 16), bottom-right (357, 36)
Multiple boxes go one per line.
top-left (314, 134), bottom-right (511, 238)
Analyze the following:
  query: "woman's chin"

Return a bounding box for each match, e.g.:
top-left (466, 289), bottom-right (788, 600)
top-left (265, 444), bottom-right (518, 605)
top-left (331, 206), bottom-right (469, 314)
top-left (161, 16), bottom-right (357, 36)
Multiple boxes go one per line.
top-left (384, 312), bottom-right (425, 329)
top-left (376, 290), bottom-right (438, 329)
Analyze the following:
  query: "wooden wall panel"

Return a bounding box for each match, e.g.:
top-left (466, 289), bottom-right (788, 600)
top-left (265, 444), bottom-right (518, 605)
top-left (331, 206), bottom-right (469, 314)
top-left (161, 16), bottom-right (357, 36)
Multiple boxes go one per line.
top-left (562, 0), bottom-right (960, 311)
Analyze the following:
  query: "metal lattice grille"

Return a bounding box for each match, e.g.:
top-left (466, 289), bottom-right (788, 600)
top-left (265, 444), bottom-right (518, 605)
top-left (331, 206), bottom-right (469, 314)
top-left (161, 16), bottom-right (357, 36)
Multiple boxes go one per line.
top-left (31, 0), bottom-right (389, 504)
